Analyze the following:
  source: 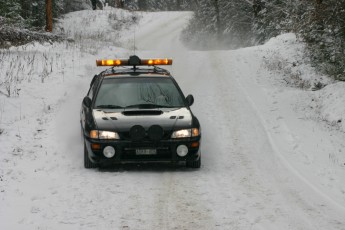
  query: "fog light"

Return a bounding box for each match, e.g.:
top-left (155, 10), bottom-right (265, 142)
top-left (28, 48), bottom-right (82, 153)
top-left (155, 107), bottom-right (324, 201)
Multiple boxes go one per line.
top-left (91, 143), bottom-right (101, 150)
top-left (103, 146), bottom-right (115, 158)
top-left (191, 142), bottom-right (199, 148)
top-left (176, 145), bottom-right (188, 157)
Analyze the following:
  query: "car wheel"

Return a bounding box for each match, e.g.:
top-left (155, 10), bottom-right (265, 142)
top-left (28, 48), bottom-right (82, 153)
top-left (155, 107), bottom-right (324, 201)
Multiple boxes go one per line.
top-left (84, 143), bottom-right (98, 169)
top-left (186, 155), bottom-right (201, 168)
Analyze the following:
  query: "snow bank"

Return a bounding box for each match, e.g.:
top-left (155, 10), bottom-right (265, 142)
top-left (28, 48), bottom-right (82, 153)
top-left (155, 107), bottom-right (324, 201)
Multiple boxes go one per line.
top-left (262, 33), bottom-right (333, 88)
top-left (260, 33), bottom-right (345, 132)
top-left (316, 82), bottom-right (345, 131)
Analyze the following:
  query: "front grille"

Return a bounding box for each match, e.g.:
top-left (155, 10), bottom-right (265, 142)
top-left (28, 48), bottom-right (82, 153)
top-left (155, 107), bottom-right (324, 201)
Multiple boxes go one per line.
top-left (120, 131), bottom-right (172, 141)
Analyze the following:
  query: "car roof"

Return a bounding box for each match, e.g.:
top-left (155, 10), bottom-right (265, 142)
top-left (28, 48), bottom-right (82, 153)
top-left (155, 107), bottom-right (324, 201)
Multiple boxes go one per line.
top-left (99, 66), bottom-right (172, 78)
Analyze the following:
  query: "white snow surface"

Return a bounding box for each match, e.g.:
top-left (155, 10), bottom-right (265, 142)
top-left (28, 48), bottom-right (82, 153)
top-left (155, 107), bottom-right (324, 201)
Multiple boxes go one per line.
top-left (1, 8), bottom-right (345, 230)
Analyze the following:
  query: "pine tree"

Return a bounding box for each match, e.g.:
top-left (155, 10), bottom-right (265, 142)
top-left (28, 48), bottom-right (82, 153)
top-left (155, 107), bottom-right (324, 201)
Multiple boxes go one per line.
top-left (0, 0), bottom-right (22, 21)
top-left (299, 0), bottom-right (345, 79)
top-left (219, 0), bottom-right (254, 46)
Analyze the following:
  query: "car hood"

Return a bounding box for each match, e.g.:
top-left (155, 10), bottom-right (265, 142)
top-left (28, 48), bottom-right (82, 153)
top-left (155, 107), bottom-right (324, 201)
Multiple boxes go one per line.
top-left (92, 107), bottom-right (192, 132)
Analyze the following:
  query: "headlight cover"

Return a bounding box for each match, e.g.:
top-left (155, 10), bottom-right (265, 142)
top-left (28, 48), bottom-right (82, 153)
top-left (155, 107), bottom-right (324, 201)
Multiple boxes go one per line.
top-left (90, 130), bottom-right (120, 139)
top-left (171, 128), bottom-right (200, 139)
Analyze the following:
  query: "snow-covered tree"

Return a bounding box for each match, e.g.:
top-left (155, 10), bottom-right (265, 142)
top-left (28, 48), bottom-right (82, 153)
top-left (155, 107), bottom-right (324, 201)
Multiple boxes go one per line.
top-left (182, 0), bottom-right (255, 49)
top-left (63, 0), bottom-right (91, 13)
top-left (183, 0), bottom-right (345, 80)
top-left (299, 0), bottom-right (345, 80)
top-left (123, 0), bottom-right (193, 11)
top-left (0, 1), bottom-right (22, 21)
top-left (181, 0), bottom-right (219, 49)
top-left (0, 0), bottom-right (64, 29)
top-left (219, 0), bottom-right (254, 46)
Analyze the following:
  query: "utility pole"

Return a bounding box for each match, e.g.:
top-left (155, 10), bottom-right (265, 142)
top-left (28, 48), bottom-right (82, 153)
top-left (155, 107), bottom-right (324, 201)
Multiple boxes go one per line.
top-left (45, 0), bottom-right (53, 32)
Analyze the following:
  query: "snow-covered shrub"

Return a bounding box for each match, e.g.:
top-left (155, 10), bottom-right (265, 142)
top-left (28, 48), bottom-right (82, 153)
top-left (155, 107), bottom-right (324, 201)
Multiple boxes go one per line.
top-left (254, 0), bottom-right (345, 81)
top-left (261, 34), bottom-right (332, 90)
top-left (308, 82), bottom-right (345, 132)
top-left (0, 46), bottom-right (66, 97)
top-left (263, 52), bottom-right (310, 89)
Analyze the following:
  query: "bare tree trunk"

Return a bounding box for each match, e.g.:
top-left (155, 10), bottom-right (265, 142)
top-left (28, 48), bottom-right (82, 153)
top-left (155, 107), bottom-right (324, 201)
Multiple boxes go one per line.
top-left (213, 0), bottom-right (221, 41)
top-left (45, 0), bottom-right (53, 32)
top-left (91, 0), bottom-right (97, 10)
top-left (176, 0), bottom-right (181, 10)
top-left (253, 0), bottom-right (263, 17)
top-left (116, 0), bottom-right (123, 8)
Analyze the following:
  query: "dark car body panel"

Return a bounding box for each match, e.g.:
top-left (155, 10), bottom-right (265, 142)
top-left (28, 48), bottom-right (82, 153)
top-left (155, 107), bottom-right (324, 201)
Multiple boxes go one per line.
top-left (93, 107), bottom-right (192, 132)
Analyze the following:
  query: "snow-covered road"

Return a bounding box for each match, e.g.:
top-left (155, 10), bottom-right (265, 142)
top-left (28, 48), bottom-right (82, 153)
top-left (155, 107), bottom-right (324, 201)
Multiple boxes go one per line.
top-left (1, 9), bottom-right (345, 230)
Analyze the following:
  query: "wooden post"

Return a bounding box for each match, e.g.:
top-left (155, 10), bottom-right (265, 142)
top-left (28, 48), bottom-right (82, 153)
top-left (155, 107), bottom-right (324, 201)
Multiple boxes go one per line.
top-left (45, 0), bottom-right (53, 32)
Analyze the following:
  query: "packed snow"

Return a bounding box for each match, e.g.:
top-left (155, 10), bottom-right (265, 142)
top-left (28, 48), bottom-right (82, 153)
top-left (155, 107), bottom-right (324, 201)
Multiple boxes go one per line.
top-left (0, 7), bottom-right (345, 230)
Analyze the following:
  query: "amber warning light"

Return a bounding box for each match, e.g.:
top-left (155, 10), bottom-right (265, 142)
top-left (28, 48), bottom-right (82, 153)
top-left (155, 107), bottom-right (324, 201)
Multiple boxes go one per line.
top-left (96, 56), bottom-right (173, 67)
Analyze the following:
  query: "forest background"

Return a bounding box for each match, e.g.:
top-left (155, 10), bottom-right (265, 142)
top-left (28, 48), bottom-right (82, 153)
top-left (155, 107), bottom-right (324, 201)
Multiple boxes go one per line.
top-left (0, 0), bottom-right (344, 80)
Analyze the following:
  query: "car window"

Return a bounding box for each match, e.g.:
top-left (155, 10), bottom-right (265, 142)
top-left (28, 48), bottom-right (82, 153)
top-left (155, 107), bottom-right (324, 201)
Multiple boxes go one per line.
top-left (88, 76), bottom-right (101, 99)
top-left (94, 77), bottom-right (185, 108)
top-left (87, 85), bottom-right (94, 99)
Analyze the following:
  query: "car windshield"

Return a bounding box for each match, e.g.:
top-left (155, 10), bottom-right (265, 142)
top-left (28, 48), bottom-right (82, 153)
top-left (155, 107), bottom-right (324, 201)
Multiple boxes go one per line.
top-left (94, 77), bottom-right (185, 109)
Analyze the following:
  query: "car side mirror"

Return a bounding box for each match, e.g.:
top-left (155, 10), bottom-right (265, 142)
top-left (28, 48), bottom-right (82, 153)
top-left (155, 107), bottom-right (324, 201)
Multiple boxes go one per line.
top-left (186, 94), bottom-right (194, 107)
top-left (83, 97), bottom-right (92, 108)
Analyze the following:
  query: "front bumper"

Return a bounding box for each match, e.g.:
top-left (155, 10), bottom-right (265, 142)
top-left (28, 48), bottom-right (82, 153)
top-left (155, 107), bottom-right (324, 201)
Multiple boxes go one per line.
top-left (84, 136), bottom-right (201, 166)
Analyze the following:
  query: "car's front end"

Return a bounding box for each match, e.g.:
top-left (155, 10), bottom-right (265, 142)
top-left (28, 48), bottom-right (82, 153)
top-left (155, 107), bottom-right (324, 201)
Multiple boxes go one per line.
top-left (83, 107), bottom-right (201, 167)
top-left (81, 56), bottom-right (202, 168)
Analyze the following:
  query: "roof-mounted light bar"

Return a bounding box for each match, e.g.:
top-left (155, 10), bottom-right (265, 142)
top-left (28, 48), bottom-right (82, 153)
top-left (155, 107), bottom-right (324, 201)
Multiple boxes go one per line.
top-left (141, 58), bottom-right (173, 65)
top-left (96, 59), bottom-right (129, 66)
top-left (96, 55), bottom-right (173, 67)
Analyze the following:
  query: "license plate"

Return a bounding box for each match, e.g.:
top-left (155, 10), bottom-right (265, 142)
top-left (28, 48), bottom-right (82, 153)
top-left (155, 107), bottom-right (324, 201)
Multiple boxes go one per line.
top-left (135, 149), bottom-right (157, 155)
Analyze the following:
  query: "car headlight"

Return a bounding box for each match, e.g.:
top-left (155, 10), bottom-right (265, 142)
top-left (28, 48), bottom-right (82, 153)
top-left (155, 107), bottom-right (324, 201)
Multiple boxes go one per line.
top-left (171, 128), bottom-right (200, 138)
top-left (90, 130), bottom-right (120, 139)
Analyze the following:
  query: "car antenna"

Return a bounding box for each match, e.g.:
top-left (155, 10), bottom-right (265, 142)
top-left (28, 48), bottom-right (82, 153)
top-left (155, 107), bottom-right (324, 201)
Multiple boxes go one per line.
top-left (133, 27), bottom-right (136, 55)
top-left (132, 14), bottom-right (138, 55)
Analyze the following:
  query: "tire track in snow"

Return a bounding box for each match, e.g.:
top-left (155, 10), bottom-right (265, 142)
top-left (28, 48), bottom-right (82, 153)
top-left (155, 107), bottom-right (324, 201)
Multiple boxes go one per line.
top-left (208, 49), bottom-right (345, 228)
top-left (178, 49), bottom-right (345, 229)
top-left (180, 52), bottom-right (287, 229)
top-left (230, 50), bottom-right (345, 212)
top-left (150, 172), bottom-right (215, 230)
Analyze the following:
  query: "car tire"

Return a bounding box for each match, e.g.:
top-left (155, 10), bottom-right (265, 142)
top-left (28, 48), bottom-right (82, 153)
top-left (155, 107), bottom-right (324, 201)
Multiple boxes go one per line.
top-left (84, 143), bottom-right (98, 169)
top-left (186, 156), bottom-right (201, 168)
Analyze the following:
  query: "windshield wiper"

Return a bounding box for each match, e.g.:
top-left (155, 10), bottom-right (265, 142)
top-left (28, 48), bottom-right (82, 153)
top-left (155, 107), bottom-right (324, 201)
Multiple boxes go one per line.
top-left (96, 105), bottom-right (124, 109)
top-left (125, 103), bottom-right (159, 109)
top-left (125, 104), bottom-right (180, 109)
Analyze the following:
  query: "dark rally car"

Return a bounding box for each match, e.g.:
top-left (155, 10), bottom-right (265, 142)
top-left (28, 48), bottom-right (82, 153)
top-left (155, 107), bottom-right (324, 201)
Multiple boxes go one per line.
top-left (80, 56), bottom-right (201, 168)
